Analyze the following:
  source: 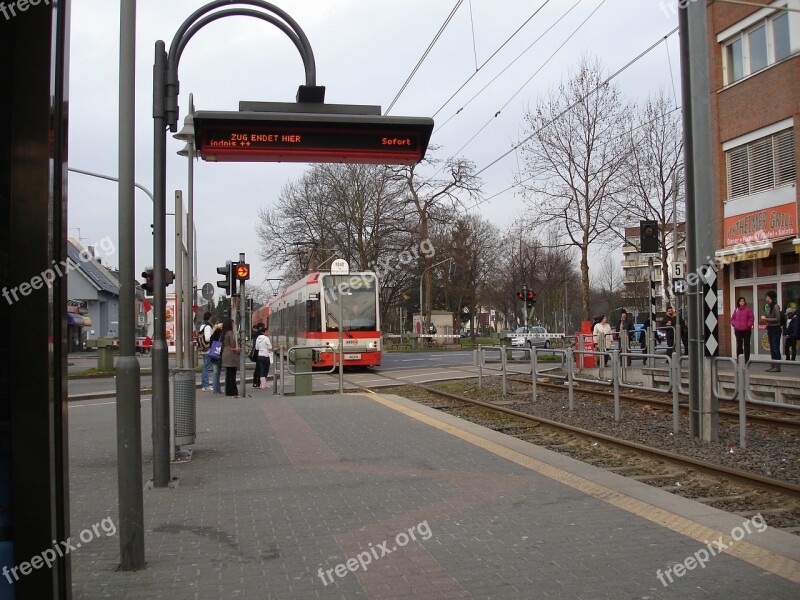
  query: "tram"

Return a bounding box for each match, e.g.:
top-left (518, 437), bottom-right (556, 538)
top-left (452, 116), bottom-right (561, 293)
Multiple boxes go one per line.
top-left (257, 271), bottom-right (381, 368)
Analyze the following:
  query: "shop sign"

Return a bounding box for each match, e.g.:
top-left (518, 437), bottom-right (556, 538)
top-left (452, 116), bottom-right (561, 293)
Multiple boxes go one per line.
top-left (724, 202), bottom-right (796, 246)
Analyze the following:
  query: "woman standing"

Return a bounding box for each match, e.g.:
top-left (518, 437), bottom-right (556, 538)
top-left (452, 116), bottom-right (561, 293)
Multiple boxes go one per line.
top-left (255, 326), bottom-right (273, 390)
top-left (593, 315), bottom-right (612, 366)
top-left (221, 318), bottom-right (241, 396)
top-left (730, 297), bottom-right (754, 363)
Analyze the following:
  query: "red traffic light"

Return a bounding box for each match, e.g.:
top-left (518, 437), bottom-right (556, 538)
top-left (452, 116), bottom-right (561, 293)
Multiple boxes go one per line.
top-left (517, 291), bottom-right (524, 300)
top-left (526, 290), bottom-right (535, 300)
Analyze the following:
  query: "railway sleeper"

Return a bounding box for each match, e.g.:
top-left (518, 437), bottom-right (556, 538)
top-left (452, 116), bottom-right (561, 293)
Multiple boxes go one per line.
top-left (630, 472), bottom-right (687, 482)
top-left (694, 492), bottom-right (759, 504)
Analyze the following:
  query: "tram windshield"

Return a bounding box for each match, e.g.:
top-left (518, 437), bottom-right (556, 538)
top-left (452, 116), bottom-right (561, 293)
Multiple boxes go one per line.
top-left (322, 273), bottom-right (378, 332)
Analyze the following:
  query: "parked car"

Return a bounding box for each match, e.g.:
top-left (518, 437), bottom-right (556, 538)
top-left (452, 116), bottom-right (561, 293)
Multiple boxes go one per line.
top-left (510, 326), bottom-right (552, 349)
top-left (632, 323), bottom-right (665, 345)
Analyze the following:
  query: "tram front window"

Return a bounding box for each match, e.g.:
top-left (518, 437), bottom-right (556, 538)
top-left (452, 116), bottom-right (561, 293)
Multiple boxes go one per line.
top-left (323, 274), bottom-right (377, 332)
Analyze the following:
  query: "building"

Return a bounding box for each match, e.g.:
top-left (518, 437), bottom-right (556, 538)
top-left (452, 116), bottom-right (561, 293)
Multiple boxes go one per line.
top-left (66, 238), bottom-right (120, 343)
top-left (708, 0), bottom-right (799, 357)
top-left (621, 223), bottom-right (688, 316)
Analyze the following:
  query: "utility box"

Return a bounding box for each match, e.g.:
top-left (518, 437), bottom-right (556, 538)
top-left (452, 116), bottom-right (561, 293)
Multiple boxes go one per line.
top-left (170, 368), bottom-right (196, 447)
top-left (293, 348), bottom-right (313, 396)
top-left (97, 337), bottom-right (114, 371)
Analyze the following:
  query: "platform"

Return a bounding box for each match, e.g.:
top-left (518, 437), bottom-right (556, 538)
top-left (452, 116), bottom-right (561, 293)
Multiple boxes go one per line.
top-left (67, 391), bottom-right (800, 598)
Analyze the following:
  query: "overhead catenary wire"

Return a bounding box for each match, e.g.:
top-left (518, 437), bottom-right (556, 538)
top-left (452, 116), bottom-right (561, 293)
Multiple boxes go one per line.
top-left (432, 0), bottom-right (553, 120)
top-left (384, 0), bottom-right (464, 116)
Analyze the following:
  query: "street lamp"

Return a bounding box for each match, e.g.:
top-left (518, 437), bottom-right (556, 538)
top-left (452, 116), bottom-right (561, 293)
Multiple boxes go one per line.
top-left (419, 258), bottom-right (454, 332)
top-left (174, 97), bottom-right (196, 368)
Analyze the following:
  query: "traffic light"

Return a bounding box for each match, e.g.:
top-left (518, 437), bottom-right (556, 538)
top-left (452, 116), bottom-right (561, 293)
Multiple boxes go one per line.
top-left (216, 261), bottom-right (237, 296)
top-left (517, 290), bottom-right (524, 300)
top-left (640, 220), bottom-right (659, 253)
top-left (526, 290), bottom-right (536, 307)
top-left (141, 268), bottom-right (154, 295)
top-left (165, 269), bottom-right (175, 286)
top-left (235, 262), bottom-right (250, 281)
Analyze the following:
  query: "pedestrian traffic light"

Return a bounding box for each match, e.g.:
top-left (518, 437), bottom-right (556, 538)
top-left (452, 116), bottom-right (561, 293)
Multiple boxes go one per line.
top-left (640, 220), bottom-right (659, 253)
top-left (216, 261), bottom-right (237, 296)
top-left (526, 290), bottom-right (536, 307)
top-left (235, 262), bottom-right (250, 281)
top-left (141, 268), bottom-right (154, 294)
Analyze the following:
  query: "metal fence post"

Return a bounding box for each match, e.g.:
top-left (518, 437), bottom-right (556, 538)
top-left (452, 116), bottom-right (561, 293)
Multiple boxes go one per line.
top-left (671, 354), bottom-right (680, 434)
top-left (738, 353), bottom-right (747, 450)
top-left (501, 345), bottom-right (508, 397)
top-left (531, 347), bottom-right (537, 402)
top-left (567, 347), bottom-right (574, 411)
top-left (477, 344), bottom-right (482, 389)
top-left (612, 352), bottom-right (620, 422)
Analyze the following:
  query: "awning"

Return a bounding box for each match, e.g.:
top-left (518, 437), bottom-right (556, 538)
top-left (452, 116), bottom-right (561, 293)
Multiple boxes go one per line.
top-left (714, 240), bottom-right (773, 265)
top-left (67, 313), bottom-right (83, 326)
top-left (794, 239), bottom-right (800, 254)
top-left (81, 315), bottom-right (93, 327)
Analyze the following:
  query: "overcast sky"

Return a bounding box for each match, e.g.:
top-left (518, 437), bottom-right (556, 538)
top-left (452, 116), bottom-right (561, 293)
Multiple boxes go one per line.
top-left (67, 0), bottom-right (682, 300)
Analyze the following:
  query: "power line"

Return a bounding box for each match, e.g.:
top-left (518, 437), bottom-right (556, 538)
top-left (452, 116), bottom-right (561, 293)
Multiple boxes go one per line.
top-left (385, 1), bottom-right (464, 115)
top-left (432, 0), bottom-right (553, 120)
top-left (474, 26), bottom-right (680, 178)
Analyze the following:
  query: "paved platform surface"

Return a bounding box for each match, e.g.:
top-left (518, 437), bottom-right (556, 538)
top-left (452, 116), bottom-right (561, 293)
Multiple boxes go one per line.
top-left (68, 390), bottom-right (800, 599)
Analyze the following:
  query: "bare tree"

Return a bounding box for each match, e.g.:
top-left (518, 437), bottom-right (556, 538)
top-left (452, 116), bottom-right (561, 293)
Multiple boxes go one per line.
top-left (393, 154), bottom-right (482, 330)
top-left (612, 90), bottom-right (685, 308)
top-left (517, 56), bottom-right (632, 321)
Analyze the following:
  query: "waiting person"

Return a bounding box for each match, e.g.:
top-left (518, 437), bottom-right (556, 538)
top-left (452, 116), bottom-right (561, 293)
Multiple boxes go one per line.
top-left (730, 297), bottom-right (754, 363)
top-left (210, 322), bottom-right (223, 394)
top-left (255, 326), bottom-right (273, 389)
top-left (593, 315), bottom-right (612, 366)
top-left (198, 311), bottom-right (215, 391)
top-left (661, 306), bottom-right (685, 358)
top-left (221, 318), bottom-right (241, 396)
top-left (784, 307), bottom-right (798, 362)
top-left (762, 290), bottom-right (782, 372)
top-left (617, 310), bottom-right (635, 366)
top-left (251, 321), bottom-right (264, 388)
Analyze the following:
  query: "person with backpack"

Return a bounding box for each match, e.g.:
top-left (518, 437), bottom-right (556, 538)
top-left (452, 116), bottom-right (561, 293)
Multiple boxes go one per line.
top-left (250, 322), bottom-right (264, 388)
top-left (254, 325), bottom-right (273, 390)
top-left (784, 307), bottom-right (798, 362)
top-left (198, 311), bottom-right (215, 391)
top-left (761, 290), bottom-right (782, 372)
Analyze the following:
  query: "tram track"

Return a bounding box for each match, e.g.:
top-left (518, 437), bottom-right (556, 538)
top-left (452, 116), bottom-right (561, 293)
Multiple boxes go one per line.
top-left (336, 370), bottom-right (800, 533)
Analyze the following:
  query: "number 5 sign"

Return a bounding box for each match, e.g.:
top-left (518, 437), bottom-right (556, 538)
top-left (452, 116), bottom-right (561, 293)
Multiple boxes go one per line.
top-left (673, 262), bottom-right (685, 279)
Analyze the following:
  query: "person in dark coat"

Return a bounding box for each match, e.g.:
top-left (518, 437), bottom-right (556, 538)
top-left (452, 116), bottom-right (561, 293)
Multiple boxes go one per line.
top-left (762, 290), bottom-right (782, 372)
top-left (221, 318), bottom-right (241, 396)
top-left (784, 307), bottom-right (798, 362)
top-left (617, 309), bottom-right (635, 366)
top-left (251, 322), bottom-right (264, 388)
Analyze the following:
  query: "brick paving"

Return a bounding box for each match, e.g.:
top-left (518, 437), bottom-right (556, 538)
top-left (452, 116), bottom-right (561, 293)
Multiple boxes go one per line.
top-left (67, 391), bottom-right (800, 599)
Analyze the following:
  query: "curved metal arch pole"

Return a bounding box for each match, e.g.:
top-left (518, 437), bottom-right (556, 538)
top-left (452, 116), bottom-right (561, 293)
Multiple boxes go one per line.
top-left (165, 0), bottom-right (318, 129)
top-left (174, 9), bottom-right (308, 74)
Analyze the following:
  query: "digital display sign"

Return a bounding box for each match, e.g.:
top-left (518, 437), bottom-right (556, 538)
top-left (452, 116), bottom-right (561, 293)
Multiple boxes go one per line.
top-left (194, 111), bottom-right (434, 166)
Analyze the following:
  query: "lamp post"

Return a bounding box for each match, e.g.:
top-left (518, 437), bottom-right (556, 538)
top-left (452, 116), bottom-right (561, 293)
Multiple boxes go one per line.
top-left (175, 96), bottom-right (196, 369)
top-left (419, 258), bottom-right (454, 333)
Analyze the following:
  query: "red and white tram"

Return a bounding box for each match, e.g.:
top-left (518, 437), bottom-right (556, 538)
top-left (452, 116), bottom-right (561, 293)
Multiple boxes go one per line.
top-left (258, 271), bottom-right (381, 368)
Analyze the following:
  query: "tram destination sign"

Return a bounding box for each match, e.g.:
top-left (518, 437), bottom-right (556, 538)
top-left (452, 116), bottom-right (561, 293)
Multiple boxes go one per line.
top-left (194, 110), bottom-right (434, 166)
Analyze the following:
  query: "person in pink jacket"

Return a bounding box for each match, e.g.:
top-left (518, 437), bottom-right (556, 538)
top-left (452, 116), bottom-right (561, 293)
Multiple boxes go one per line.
top-left (730, 297), bottom-right (754, 363)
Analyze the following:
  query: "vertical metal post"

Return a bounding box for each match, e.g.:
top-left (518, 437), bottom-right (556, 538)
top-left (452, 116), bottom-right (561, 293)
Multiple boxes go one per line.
top-left (683, 0), bottom-right (718, 441)
top-left (648, 257), bottom-right (655, 367)
top-left (501, 346), bottom-right (507, 397)
top-left (567, 347), bottom-right (574, 411)
top-left (672, 355), bottom-right (680, 434)
top-left (174, 190), bottom-right (183, 369)
top-left (186, 97), bottom-right (195, 369)
top-left (531, 347), bottom-right (537, 402)
top-left (672, 174), bottom-right (682, 359)
top-left (152, 40), bottom-right (170, 488)
top-left (338, 290), bottom-right (344, 394)
top-left (280, 347), bottom-right (286, 396)
top-left (612, 353), bottom-right (620, 422)
top-left (117, 0), bottom-right (145, 569)
top-left (239, 263), bottom-right (247, 397)
top-left (477, 344), bottom-right (482, 388)
top-left (738, 354), bottom-right (747, 450)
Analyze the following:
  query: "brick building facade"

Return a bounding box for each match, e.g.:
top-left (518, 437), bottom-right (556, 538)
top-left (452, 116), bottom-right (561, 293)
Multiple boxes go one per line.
top-left (708, 0), bottom-right (799, 357)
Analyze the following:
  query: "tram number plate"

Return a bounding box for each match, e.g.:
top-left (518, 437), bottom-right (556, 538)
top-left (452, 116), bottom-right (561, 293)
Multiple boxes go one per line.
top-left (344, 353), bottom-right (362, 360)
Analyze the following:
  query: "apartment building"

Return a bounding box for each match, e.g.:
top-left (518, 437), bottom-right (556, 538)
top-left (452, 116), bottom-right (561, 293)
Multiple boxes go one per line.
top-left (709, 0), bottom-right (799, 357)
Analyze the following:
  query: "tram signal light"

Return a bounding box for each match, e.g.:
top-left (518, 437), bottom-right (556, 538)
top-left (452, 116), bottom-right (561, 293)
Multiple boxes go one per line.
top-left (235, 263), bottom-right (250, 281)
top-left (640, 220), bottom-right (659, 253)
top-left (526, 290), bottom-right (536, 307)
top-left (517, 291), bottom-right (524, 300)
top-left (141, 268), bottom-right (154, 295)
top-left (216, 261), bottom-right (237, 296)
top-left (165, 269), bottom-right (175, 286)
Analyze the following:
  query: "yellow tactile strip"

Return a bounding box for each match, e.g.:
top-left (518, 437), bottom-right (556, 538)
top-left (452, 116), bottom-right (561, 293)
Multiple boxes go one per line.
top-left (364, 391), bottom-right (800, 584)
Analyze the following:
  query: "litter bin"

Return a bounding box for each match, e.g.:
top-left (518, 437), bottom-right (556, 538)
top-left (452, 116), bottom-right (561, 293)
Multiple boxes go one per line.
top-left (170, 368), bottom-right (196, 447)
top-left (575, 332), bottom-right (595, 368)
top-left (97, 337), bottom-right (114, 371)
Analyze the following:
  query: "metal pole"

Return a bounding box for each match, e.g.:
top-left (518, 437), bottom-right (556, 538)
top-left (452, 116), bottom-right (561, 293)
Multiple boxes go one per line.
top-left (186, 97), bottom-right (195, 369)
top-left (683, 1), bottom-right (718, 441)
top-left (672, 174), bottom-right (681, 360)
top-left (239, 253), bottom-right (247, 397)
top-left (117, 0), bottom-right (145, 570)
top-left (152, 40), bottom-right (171, 488)
top-left (174, 190), bottom-right (184, 369)
top-left (338, 292), bottom-right (344, 394)
top-left (648, 257), bottom-right (655, 366)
